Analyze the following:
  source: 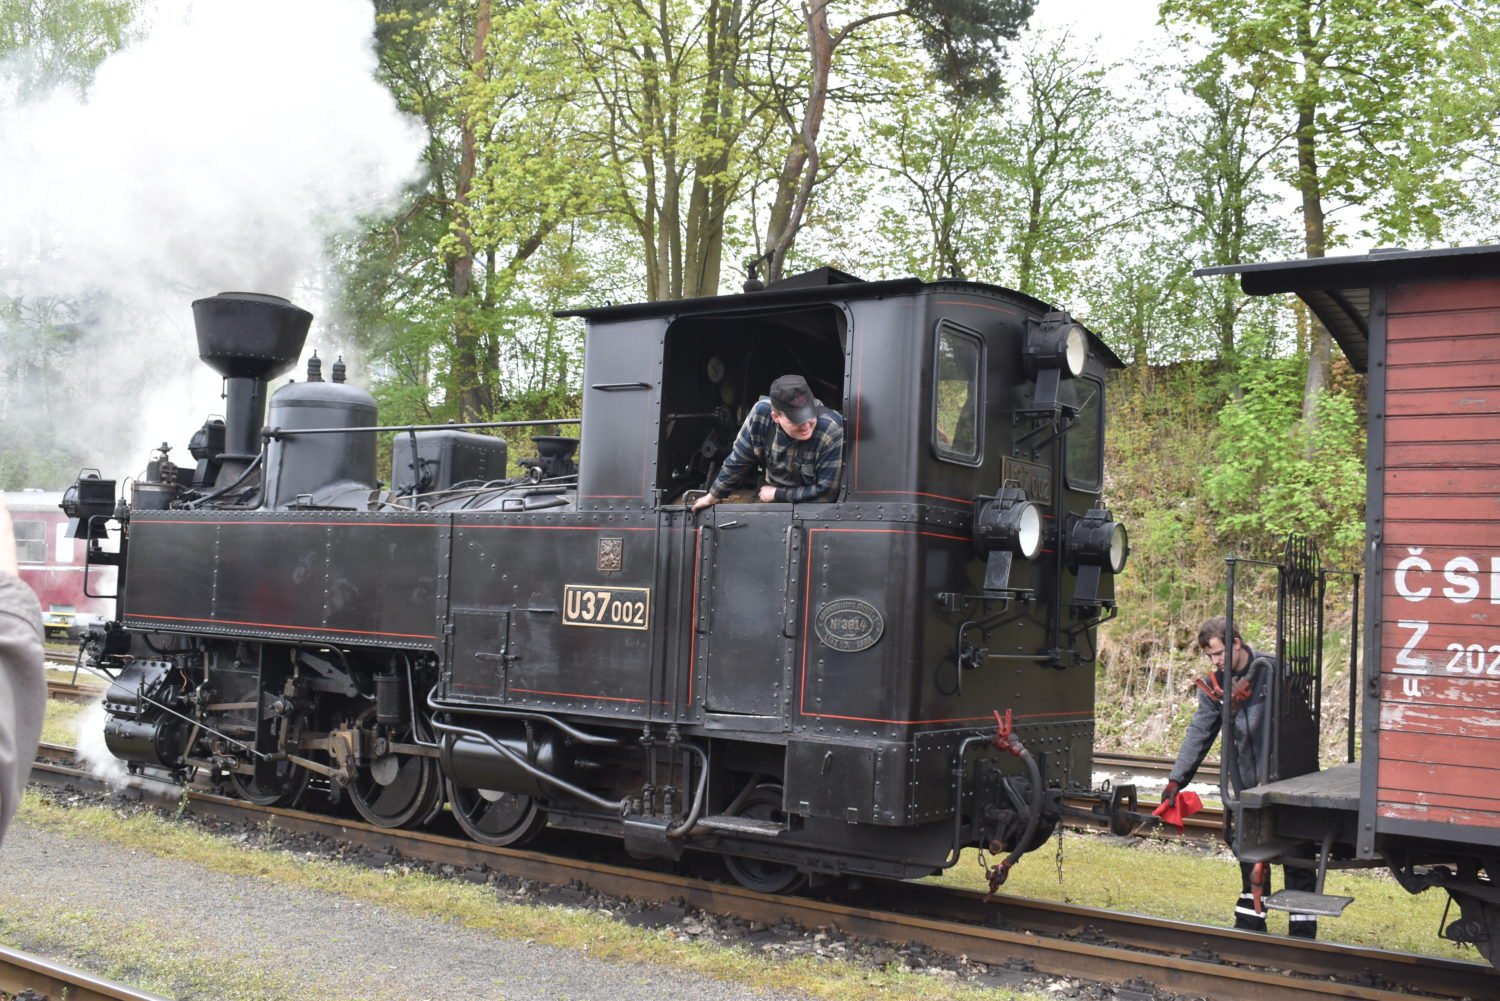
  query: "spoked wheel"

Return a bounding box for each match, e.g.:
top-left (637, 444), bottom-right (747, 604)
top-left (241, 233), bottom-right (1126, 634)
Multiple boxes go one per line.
top-left (446, 778), bottom-right (546, 847)
top-left (228, 759), bottom-right (312, 808)
top-left (722, 784), bottom-right (806, 894)
top-left (347, 708), bottom-right (444, 829)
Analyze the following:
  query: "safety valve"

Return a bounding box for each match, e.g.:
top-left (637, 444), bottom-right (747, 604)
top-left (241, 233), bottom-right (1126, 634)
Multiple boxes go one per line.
top-left (973, 486), bottom-right (1043, 593)
top-left (1067, 507), bottom-right (1128, 607)
top-left (1022, 311), bottom-right (1089, 411)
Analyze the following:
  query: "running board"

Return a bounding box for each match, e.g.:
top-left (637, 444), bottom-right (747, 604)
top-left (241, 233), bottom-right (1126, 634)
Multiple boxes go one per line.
top-left (698, 815), bottom-right (785, 837)
top-left (1263, 890), bottom-right (1354, 916)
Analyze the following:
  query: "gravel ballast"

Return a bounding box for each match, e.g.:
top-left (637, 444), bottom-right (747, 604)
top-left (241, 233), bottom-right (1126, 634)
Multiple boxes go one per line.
top-left (0, 814), bottom-right (809, 1001)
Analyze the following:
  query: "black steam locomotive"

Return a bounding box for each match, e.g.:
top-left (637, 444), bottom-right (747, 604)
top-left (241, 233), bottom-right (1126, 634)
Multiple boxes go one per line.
top-left (67, 270), bottom-right (1128, 891)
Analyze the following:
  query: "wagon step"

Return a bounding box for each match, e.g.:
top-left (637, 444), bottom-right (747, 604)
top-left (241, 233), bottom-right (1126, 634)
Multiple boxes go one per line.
top-left (1262, 890), bottom-right (1354, 917)
top-left (698, 815), bottom-right (786, 837)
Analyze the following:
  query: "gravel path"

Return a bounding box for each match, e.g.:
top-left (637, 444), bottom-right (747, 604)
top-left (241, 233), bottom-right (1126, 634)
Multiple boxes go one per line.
top-left (0, 817), bottom-right (805, 1001)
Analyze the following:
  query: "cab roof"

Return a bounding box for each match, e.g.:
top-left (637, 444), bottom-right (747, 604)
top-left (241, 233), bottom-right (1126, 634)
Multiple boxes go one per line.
top-left (558, 272), bottom-right (1125, 369)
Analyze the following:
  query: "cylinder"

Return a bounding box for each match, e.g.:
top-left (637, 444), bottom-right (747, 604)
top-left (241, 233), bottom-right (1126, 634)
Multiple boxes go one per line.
top-left (440, 730), bottom-right (572, 800)
top-left (374, 672), bottom-right (404, 726)
top-left (103, 716), bottom-right (182, 768)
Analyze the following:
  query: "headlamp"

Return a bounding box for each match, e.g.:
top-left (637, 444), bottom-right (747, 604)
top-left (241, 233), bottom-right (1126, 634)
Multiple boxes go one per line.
top-left (973, 487), bottom-right (1044, 593)
top-left (1022, 311), bottom-right (1091, 410)
top-left (1067, 507), bottom-right (1128, 607)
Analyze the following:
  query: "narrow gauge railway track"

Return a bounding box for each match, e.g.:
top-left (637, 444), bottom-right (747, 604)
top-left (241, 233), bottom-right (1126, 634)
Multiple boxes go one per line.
top-left (0, 944), bottom-right (169, 1001)
top-left (1063, 792), bottom-right (1226, 843)
top-left (27, 751), bottom-right (1493, 1001)
top-left (1093, 751), bottom-right (1219, 783)
top-left (45, 677), bottom-right (106, 703)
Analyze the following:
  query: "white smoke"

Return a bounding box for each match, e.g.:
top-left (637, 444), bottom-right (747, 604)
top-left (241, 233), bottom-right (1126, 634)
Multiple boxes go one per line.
top-left (73, 698), bottom-right (129, 787)
top-left (0, 0), bottom-right (425, 481)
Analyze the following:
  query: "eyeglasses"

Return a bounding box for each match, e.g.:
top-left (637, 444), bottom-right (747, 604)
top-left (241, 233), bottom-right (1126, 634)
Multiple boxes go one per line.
top-left (776, 413), bottom-right (816, 431)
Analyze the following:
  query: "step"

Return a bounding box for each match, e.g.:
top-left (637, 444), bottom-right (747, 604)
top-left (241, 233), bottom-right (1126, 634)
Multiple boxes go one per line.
top-left (1263, 889), bottom-right (1354, 917)
top-left (698, 814), bottom-right (785, 837)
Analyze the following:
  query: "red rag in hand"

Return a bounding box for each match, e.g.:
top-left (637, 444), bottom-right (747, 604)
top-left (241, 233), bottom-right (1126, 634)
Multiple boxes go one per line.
top-left (1151, 790), bottom-right (1203, 832)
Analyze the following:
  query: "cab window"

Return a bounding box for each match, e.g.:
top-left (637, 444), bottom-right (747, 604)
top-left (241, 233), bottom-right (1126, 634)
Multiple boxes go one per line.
top-left (1065, 377), bottom-right (1103, 492)
top-left (933, 323), bottom-right (983, 465)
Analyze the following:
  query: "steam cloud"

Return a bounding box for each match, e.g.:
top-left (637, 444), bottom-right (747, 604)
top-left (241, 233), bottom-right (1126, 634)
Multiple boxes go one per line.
top-left (74, 699), bottom-right (129, 788)
top-left (0, 0), bottom-right (424, 481)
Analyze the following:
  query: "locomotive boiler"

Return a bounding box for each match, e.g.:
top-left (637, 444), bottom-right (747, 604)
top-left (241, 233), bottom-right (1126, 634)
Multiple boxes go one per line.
top-left (71, 269), bottom-right (1128, 891)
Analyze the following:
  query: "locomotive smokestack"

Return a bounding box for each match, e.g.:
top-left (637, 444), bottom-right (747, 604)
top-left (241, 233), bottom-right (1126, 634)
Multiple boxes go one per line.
top-left (191, 292), bottom-right (312, 467)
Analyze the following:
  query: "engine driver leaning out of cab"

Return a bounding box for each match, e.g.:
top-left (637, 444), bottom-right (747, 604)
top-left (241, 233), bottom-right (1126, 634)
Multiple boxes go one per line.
top-left (691, 374), bottom-right (843, 511)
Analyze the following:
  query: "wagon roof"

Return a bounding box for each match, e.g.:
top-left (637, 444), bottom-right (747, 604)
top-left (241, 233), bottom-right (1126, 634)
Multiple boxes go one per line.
top-left (2, 490), bottom-right (65, 513)
top-left (1197, 244), bottom-right (1500, 373)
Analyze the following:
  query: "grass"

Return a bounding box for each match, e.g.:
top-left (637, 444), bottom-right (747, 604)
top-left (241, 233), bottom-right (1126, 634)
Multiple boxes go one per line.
top-left (10, 793), bottom-right (1054, 1001)
top-left (929, 835), bottom-right (1475, 963)
top-left (40, 697), bottom-right (87, 747)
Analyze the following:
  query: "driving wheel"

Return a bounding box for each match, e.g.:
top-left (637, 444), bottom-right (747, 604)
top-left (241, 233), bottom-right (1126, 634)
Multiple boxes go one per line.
top-left (347, 707), bottom-right (444, 829)
top-left (446, 777), bottom-right (546, 847)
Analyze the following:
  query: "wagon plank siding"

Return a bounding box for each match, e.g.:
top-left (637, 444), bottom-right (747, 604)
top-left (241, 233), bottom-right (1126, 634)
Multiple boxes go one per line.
top-left (1379, 760), bottom-right (1500, 809)
top-left (1377, 675), bottom-right (1500, 709)
top-left (1386, 467), bottom-right (1500, 494)
top-left (1380, 803), bottom-right (1500, 828)
top-left (1386, 442), bottom-right (1500, 469)
top-left (1379, 279), bottom-right (1500, 833)
top-left (1384, 495), bottom-right (1500, 521)
top-left (1388, 357), bottom-right (1500, 391)
top-left (1387, 278), bottom-right (1500, 315)
top-left (1379, 701), bottom-right (1500, 739)
top-left (1382, 787), bottom-right (1500, 812)
top-left (1385, 387), bottom-right (1500, 417)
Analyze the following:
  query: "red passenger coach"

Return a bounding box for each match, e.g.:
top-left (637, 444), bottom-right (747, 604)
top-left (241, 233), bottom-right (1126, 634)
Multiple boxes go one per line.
top-left (1204, 245), bottom-right (1500, 968)
top-left (4, 490), bottom-right (116, 638)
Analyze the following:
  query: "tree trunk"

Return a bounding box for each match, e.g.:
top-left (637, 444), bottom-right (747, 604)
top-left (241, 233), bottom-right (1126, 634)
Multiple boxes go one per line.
top-left (762, 0), bottom-right (831, 284)
top-left (1294, 7), bottom-right (1329, 438)
top-left (451, 0), bottom-right (492, 422)
top-left (683, 0), bottom-right (739, 298)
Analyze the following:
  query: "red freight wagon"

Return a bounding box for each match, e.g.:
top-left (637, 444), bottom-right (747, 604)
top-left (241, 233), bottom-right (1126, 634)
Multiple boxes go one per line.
top-left (1203, 245), bottom-right (1500, 969)
top-left (4, 490), bottom-right (116, 638)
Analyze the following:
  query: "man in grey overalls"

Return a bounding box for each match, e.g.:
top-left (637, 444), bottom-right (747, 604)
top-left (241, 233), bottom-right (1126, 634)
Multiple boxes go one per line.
top-left (1163, 616), bottom-right (1318, 938)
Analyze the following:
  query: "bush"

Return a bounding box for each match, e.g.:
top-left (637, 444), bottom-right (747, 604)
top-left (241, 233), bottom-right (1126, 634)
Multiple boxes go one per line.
top-left (1202, 361), bottom-right (1365, 566)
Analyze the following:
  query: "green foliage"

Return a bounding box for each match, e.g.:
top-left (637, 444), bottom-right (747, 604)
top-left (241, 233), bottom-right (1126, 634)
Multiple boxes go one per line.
top-left (1158, 0), bottom-right (1490, 250)
top-left (904, 0), bottom-right (1034, 101)
top-left (0, 0), bottom-right (137, 96)
top-left (1202, 359), bottom-right (1366, 563)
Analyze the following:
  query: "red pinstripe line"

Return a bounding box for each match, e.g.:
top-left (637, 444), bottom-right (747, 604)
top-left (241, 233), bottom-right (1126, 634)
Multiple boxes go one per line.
top-left (133, 519), bottom-right (441, 528)
top-left (854, 332), bottom-right (865, 491)
top-left (462, 525), bottom-right (653, 532)
top-left (802, 709), bottom-right (1091, 725)
top-left (688, 526), bottom-right (702, 705)
top-left (126, 613), bottom-right (435, 640)
top-left (509, 686), bottom-right (649, 705)
top-left (809, 527), bottom-right (971, 543)
top-left (854, 490), bottom-right (975, 506)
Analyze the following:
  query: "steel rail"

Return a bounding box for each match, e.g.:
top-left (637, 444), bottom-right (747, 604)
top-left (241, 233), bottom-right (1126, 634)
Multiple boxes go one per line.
top-left (1093, 750), bottom-right (1220, 779)
top-left (0, 944), bottom-right (169, 1001)
top-left (25, 755), bottom-right (1493, 1001)
top-left (46, 678), bottom-right (107, 703)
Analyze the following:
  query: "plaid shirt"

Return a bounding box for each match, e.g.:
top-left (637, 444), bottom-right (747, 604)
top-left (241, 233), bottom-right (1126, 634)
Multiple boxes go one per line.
top-left (710, 397), bottom-right (843, 503)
